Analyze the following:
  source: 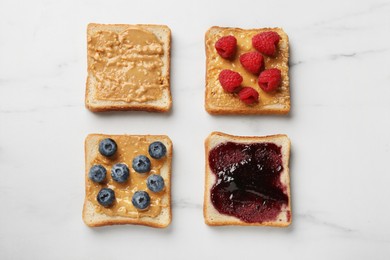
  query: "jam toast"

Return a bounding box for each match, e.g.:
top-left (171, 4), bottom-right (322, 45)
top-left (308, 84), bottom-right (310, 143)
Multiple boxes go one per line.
top-left (205, 26), bottom-right (290, 114)
top-left (83, 134), bottom-right (172, 228)
top-left (85, 24), bottom-right (172, 112)
top-left (204, 132), bottom-right (291, 226)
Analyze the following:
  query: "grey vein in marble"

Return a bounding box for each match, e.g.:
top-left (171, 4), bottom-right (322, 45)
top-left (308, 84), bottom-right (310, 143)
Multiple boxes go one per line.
top-left (297, 213), bottom-right (355, 233)
top-left (290, 48), bottom-right (388, 67)
top-left (172, 199), bottom-right (202, 209)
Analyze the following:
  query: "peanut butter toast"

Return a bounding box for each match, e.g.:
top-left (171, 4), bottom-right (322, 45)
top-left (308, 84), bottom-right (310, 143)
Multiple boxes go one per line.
top-left (83, 134), bottom-right (172, 228)
top-left (205, 26), bottom-right (290, 114)
top-left (86, 24), bottom-right (171, 112)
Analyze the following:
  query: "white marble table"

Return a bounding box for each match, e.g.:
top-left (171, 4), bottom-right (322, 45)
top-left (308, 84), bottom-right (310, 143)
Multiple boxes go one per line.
top-left (1, 0), bottom-right (390, 259)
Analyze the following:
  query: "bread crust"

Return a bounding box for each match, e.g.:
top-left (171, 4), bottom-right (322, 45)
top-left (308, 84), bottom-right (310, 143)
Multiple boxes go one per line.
top-left (83, 134), bottom-right (172, 228)
top-left (204, 131), bottom-right (292, 227)
top-left (85, 24), bottom-right (172, 113)
top-left (205, 26), bottom-right (290, 115)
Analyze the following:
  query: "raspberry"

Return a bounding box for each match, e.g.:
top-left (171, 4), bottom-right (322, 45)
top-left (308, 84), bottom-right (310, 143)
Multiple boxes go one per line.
top-left (215, 36), bottom-right (237, 59)
top-left (239, 52), bottom-right (264, 74)
top-left (258, 68), bottom-right (282, 92)
top-left (238, 87), bottom-right (259, 105)
top-left (218, 69), bottom-right (243, 93)
top-left (252, 31), bottom-right (280, 56)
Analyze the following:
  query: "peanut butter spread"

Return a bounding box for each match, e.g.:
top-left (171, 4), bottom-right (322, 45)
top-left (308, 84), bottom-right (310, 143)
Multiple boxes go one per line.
top-left (206, 28), bottom-right (290, 109)
top-left (88, 28), bottom-right (168, 102)
top-left (86, 135), bottom-right (170, 218)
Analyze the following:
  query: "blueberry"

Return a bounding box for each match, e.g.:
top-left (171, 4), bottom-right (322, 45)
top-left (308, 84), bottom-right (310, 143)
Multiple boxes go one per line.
top-left (97, 188), bottom-right (115, 207)
top-left (88, 164), bottom-right (106, 183)
top-left (99, 138), bottom-right (117, 157)
top-left (147, 174), bottom-right (165, 192)
top-left (148, 141), bottom-right (167, 159)
top-left (111, 163), bottom-right (130, 183)
top-left (131, 191), bottom-right (150, 210)
top-left (132, 155), bottom-right (151, 173)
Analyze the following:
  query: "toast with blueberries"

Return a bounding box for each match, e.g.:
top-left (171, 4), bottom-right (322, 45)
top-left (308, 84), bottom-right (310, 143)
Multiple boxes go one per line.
top-left (204, 132), bottom-right (291, 226)
top-left (85, 23), bottom-right (172, 112)
top-left (83, 134), bottom-right (172, 228)
top-left (205, 26), bottom-right (290, 114)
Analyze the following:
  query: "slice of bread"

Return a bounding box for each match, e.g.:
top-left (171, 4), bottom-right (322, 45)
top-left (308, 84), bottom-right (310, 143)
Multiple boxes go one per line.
top-left (83, 134), bottom-right (172, 228)
top-left (204, 132), bottom-right (291, 226)
top-left (205, 26), bottom-right (290, 114)
top-left (85, 23), bottom-right (171, 112)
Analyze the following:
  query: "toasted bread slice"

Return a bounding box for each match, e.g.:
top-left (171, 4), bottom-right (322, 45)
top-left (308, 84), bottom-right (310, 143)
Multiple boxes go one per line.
top-left (205, 26), bottom-right (290, 114)
top-left (83, 134), bottom-right (172, 228)
top-left (204, 132), bottom-right (291, 226)
top-left (85, 23), bottom-right (171, 112)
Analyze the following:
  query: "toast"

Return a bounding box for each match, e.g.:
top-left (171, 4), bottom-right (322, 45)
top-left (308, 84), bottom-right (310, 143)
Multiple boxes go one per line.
top-left (83, 134), bottom-right (172, 228)
top-left (205, 26), bottom-right (290, 114)
top-left (204, 132), bottom-right (291, 226)
top-left (85, 23), bottom-right (172, 112)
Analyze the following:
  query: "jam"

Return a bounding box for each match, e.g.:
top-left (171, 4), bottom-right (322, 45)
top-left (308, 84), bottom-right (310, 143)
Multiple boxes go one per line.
top-left (209, 141), bottom-right (288, 223)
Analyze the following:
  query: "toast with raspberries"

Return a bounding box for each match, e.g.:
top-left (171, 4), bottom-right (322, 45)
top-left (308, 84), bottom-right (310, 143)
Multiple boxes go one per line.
top-left (204, 132), bottom-right (291, 226)
top-left (83, 134), bottom-right (172, 228)
top-left (205, 26), bottom-right (290, 114)
top-left (85, 24), bottom-right (172, 112)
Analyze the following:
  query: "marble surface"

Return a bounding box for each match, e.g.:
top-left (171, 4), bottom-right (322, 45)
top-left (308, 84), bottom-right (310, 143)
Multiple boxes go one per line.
top-left (1, 0), bottom-right (390, 259)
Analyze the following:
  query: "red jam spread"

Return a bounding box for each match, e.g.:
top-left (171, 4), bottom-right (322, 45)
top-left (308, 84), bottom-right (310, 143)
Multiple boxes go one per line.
top-left (209, 141), bottom-right (288, 223)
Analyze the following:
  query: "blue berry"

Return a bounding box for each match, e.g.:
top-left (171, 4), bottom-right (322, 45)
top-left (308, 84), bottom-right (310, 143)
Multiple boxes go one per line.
top-left (132, 191), bottom-right (150, 210)
top-left (147, 174), bottom-right (165, 192)
top-left (132, 155), bottom-right (151, 173)
top-left (88, 165), bottom-right (106, 183)
top-left (111, 163), bottom-right (130, 183)
top-left (97, 188), bottom-right (115, 207)
top-left (148, 141), bottom-right (167, 159)
top-left (99, 138), bottom-right (117, 157)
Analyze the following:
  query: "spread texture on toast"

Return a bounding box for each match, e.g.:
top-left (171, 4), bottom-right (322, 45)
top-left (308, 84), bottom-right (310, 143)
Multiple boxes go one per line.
top-left (204, 132), bottom-right (291, 226)
top-left (205, 26), bottom-right (290, 114)
top-left (86, 24), bottom-right (171, 112)
top-left (83, 134), bottom-right (172, 228)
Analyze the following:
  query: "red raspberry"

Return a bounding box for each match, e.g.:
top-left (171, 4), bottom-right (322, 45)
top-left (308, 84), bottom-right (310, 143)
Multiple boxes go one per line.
top-left (258, 68), bottom-right (282, 92)
top-left (218, 69), bottom-right (243, 93)
top-left (215, 36), bottom-right (237, 59)
top-left (239, 52), bottom-right (264, 74)
top-left (238, 87), bottom-right (259, 105)
top-left (252, 31), bottom-right (280, 56)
